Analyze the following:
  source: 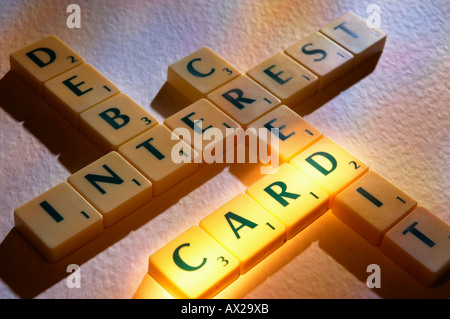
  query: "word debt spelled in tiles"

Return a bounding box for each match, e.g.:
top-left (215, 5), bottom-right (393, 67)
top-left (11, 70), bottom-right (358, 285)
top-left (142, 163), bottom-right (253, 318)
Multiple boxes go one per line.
top-left (9, 12), bottom-right (449, 299)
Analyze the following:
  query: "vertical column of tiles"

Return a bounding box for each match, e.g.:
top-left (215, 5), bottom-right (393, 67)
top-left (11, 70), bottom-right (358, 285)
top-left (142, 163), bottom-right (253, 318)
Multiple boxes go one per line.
top-left (14, 182), bottom-right (103, 263)
top-left (67, 151), bottom-right (152, 227)
top-left (10, 35), bottom-right (84, 95)
top-left (148, 226), bottom-right (240, 299)
top-left (118, 124), bottom-right (199, 196)
top-left (320, 12), bottom-right (386, 66)
top-left (247, 52), bottom-right (318, 107)
top-left (79, 93), bottom-right (158, 152)
top-left (380, 207), bottom-right (450, 286)
top-left (285, 31), bottom-right (354, 90)
top-left (44, 63), bottom-right (120, 127)
top-left (167, 47), bottom-right (240, 102)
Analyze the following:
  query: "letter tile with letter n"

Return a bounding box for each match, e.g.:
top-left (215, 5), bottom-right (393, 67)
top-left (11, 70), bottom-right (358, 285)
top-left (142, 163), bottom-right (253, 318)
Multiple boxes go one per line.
top-left (10, 35), bottom-right (84, 95)
top-left (320, 12), bottom-right (386, 67)
top-left (289, 137), bottom-right (368, 204)
top-left (332, 170), bottom-right (417, 246)
top-left (199, 193), bottom-right (286, 274)
top-left (14, 182), bottom-right (103, 263)
top-left (247, 52), bottom-right (318, 107)
top-left (380, 206), bottom-right (450, 286)
top-left (246, 163), bottom-right (329, 240)
top-left (167, 47), bottom-right (240, 102)
top-left (79, 93), bottom-right (158, 152)
top-left (148, 226), bottom-right (240, 299)
top-left (67, 151), bottom-right (152, 227)
top-left (44, 63), bottom-right (120, 127)
top-left (118, 124), bottom-right (199, 196)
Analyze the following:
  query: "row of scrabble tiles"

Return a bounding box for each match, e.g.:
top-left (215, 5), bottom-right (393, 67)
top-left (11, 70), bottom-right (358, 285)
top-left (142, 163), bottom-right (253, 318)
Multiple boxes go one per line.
top-left (9, 12), bottom-right (449, 299)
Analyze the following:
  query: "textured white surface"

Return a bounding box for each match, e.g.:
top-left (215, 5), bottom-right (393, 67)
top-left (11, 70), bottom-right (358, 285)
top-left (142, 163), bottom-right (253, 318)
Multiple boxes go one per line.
top-left (0, 0), bottom-right (449, 299)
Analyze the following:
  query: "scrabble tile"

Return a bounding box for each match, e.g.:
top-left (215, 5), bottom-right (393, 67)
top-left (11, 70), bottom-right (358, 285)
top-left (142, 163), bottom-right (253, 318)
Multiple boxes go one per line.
top-left (148, 226), bottom-right (240, 299)
top-left (164, 98), bottom-right (242, 163)
top-left (290, 137), bottom-right (368, 203)
top-left (167, 47), bottom-right (240, 101)
top-left (118, 124), bottom-right (199, 196)
top-left (332, 170), bottom-right (417, 246)
top-left (246, 163), bottom-right (329, 240)
top-left (67, 151), bottom-right (152, 227)
top-left (380, 207), bottom-right (450, 286)
top-left (206, 75), bottom-right (280, 127)
top-left (44, 63), bottom-right (120, 127)
top-left (199, 193), bottom-right (286, 274)
top-left (10, 35), bottom-right (84, 95)
top-left (79, 93), bottom-right (158, 152)
top-left (246, 105), bottom-right (322, 163)
top-left (14, 182), bottom-right (103, 263)
top-left (247, 52), bottom-right (318, 107)
top-left (320, 12), bottom-right (386, 66)
top-left (285, 31), bottom-right (354, 90)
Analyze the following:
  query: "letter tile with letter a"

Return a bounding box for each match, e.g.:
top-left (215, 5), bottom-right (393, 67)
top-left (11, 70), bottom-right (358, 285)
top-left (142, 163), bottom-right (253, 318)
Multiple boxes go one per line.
top-left (10, 35), bottom-right (84, 95)
top-left (67, 151), bottom-right (152, 227)
top-left (289, 137), bottom-right (368, 203)
top-left (148, 226), bottom-right (240, 299)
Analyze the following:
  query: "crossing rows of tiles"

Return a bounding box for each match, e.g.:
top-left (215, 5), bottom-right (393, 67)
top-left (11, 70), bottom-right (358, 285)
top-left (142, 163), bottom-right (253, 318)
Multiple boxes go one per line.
top-left (9, 12), bottom-right (449, 299)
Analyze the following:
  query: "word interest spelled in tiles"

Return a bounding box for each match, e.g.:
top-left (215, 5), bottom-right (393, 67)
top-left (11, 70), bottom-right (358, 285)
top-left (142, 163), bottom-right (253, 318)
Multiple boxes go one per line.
top-left (8, 11), bottom-right (449, 300)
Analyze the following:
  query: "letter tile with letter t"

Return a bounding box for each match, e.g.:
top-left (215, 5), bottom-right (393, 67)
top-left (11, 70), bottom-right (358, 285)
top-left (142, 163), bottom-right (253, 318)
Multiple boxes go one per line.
top-left (10, 35), bottom-right (84, 95)
top-left (289, 137), bottom-right (368, 204)
top-left (148, 226), bottom-right (240, 299)
top-left (79, 93), bottom-right (158, 152)
top-left (167, 47), bottom-right (240, 102)
top-left (14, 182), bottom-right (103, 263)
top-left (67, 151), bottom-right (152, 227)
top-left (380, 207), bottom-right (450, 286)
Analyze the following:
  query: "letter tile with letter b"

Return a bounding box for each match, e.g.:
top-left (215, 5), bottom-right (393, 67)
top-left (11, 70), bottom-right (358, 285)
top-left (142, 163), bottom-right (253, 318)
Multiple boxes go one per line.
top-left (285, 31), bottom-right (354, 90)
top-left (380, 207), bottom-right (450, 286)
top-left (320, 12), bottom-right (386, 67)
top-left (67, 151), bottom-right (152, 227)
top-left (79, 93), bottom-right (158, 152)
top-left (167, 47), bottom-right (240, 101)
top-left (247, 52), bottom-right (318, 107)
top-left (44, 63), bottom-right (120, 127)
top-left (199, 193), bottom-right (286, 274)
top-left (10, 35), bottom-right (84, 95)
top-left (14, 182), bottom-right (103, 263)
top-left (148, 226), bottom-right (240, 299)
top-left (289, 137), bottom-right (368, 203)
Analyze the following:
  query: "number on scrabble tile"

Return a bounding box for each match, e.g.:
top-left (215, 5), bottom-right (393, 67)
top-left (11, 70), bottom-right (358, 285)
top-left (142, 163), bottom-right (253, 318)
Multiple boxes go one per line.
top-left (14, 182), bottom-right (103, 263)
top-left (118, 124), bottom-right (199, 196)
top-left (285, 31), bottom-right (354, 90)
top-left (44, 63), bottom-right (120, 127)
top-left (79, 93), bottom-right (158, 152)
top-left (167, 47), bottom-right (240, 101)
top-left (206, 75), bottom-right (280, 127)
top-left (199, 193), bottom-right (286, 274)
top-left (289, 137), bottom-right (368, 203)
top-left (10, 35), bottom-right (84, 95)
top-left (380, 207), bottom-right (450, 286)
top-left (320, 12), bottom-right (386, 66)
top-left (332, 170), bottom-right (417, 246)
top-left (67, 151), bottom-right (152, 227)
top-left (148, 226), bottom-right (240, 299)
top-left (247, 52), bottom-right (318, 107)
top-left (164, 98), bottom-right (242, 163)
top-left (247, 105), bottom-right (322, 163)
top-left (246, 163), bottom-right (329, 240)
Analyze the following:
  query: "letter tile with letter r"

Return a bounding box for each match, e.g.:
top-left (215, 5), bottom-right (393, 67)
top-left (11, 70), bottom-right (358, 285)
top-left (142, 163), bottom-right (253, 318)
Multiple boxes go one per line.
top-left (79, 93), bottom-right (158, 152)
top-left (289, 136), bottom-right (368, 204)
top-left (148, 226), bottom-right (240, 299)
top-left (10, 35), bottom-right (84, 95)
top-left (167, 47), bottom-right (240, 101)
